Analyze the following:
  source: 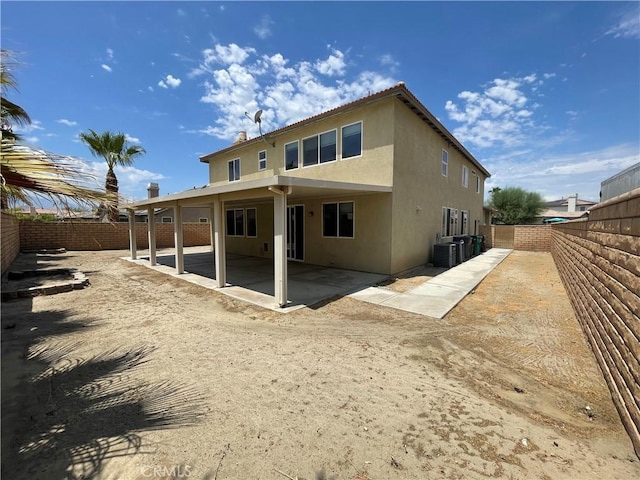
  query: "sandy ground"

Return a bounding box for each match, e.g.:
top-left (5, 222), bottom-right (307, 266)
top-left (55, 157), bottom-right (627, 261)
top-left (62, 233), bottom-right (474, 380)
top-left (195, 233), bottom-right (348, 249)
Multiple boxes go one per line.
top-left (1, 250), bottom-right (638, 480)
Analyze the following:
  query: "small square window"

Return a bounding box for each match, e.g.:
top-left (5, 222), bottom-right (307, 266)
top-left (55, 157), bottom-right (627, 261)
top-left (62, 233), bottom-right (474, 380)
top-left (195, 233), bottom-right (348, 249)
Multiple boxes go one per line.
top-left (258, 150), bottom-right (267, 170)
top-left (199, 218), bottom-right (208, 223)
top-left (162, 217), bottom-right (172, 223)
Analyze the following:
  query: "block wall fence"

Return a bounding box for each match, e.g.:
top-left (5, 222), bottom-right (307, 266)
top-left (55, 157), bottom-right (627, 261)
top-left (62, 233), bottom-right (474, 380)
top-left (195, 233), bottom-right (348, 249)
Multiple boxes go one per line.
top-left (17, 221), bottom-right (212, 252)
top-left (479, 224), bottom-right (552, 251)
top-left (551, 188), bottom-right (640, 457)
top-left (1, 213), bottom-right (21, 274)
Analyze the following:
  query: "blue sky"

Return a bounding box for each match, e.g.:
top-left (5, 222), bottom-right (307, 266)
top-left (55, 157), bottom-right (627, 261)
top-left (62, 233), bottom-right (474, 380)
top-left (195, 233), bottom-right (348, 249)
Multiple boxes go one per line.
top-left (3, 1), bottom-right (639, 204)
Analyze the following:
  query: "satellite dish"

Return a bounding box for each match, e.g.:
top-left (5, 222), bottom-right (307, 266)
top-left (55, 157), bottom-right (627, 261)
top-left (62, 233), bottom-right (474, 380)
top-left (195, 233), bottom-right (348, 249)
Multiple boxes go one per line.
top-left (243, 108), bottom-right (275, 148)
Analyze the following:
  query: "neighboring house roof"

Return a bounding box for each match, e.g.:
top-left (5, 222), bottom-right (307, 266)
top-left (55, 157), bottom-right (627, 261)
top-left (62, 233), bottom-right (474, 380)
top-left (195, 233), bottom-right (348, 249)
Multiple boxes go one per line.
top-left (199, 82), bottom-right (491, 178)
top-left (538, 209), bottom-right (588, 219)
top-left (545, 198), bottom-right (597, 208)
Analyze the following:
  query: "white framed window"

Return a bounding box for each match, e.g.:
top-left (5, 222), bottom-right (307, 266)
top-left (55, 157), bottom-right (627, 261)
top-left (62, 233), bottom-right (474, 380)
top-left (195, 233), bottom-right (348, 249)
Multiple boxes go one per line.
top-left (225, 208), bottom-right (244, 236)
top-left (442, 150), bottom-right (448, 177)
top-left (285, 141), bottom-right (299, 170)
top-left (341, 122), bottom-right (362, 159)
top-left (246, 208), bottom-right (257, 237)
top-left (441, 207), bottom-right (458, 236)
top-left (462, 166), bottom-right (469, 188)
top-left (476, 175), bottom-right (480, 194)
top-left (161, 217), bottom-right (172, 223)
top-left (199, 218), bottom-right (208, 223)
top-left (322, 201), bottom-right (354, 238)
top-left (461, 210), bottom-right (469, 234)
top-left (303, 130), bottom-right (337, 167)
top-left (228, 158), bottom-right (240, 182)
top-left (258, 150), bottom-right (267, 170)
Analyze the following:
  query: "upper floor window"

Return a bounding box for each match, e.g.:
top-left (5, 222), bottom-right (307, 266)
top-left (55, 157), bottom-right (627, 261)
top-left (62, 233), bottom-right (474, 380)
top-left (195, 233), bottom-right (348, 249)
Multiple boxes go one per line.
top-left (442, 150), bottom-right (448, 177)
top-left (462, 166), bottom-right (469, 188)
top-left (303, 130), bottom-right (337, 167)
top-left (285, 141), bottom-right (299, 170)
top-left (258, 150), bottom-right (267, 170)
top-left (228, 158), bottom-right (240, 182)
top-left (341, 122), bottom-right (362, 159)
top-left (476, 175), bottom-right (481, 194)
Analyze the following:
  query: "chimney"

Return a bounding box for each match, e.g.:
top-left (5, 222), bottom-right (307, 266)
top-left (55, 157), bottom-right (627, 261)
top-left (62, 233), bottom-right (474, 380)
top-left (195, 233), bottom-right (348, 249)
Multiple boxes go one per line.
top-left (233, 131), bottom-right (247, 145)
top-left (567, 193), bottom-right (578, 212)
top-left (147, 182), bottom-right (159, 199)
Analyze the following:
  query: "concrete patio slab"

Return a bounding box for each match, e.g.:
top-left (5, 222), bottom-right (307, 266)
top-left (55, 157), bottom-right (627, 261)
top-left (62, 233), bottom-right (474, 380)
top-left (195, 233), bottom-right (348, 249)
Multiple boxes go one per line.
top-left (123, 247), bottom-right (388, 312)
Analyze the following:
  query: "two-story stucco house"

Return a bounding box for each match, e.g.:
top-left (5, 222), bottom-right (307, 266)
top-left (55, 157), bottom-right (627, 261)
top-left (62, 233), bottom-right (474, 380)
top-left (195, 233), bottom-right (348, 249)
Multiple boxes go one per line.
top-left (125, 82), bottom-right (490, 307)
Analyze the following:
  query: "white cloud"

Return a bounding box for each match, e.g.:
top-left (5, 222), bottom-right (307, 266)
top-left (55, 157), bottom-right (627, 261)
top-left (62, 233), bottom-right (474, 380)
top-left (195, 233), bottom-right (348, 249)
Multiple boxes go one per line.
top-left (254, 15), bottom-right (274, 40)
top-left (193, 43), bottom-right (396, 140)
top-left (124, 134), bottom-right (141, 143)
top-left (101, 64), bottom-right (112, 73)
top-left (106, 48), bottom-right (114, 59)
top-left (14, 120), bottom-right (45, 134)
top-left (177, 8), bottom-right (186, 17)
top-left (605, 7), bottom-right (640, 39)
top-left (158, 74), bottom-right (182, 89)
top-left (445, 74), bottom-right (549, 148)
top-left (57, 118), bottom-right (77, 127)
top-left (315, 49), bottom-right (346, 77)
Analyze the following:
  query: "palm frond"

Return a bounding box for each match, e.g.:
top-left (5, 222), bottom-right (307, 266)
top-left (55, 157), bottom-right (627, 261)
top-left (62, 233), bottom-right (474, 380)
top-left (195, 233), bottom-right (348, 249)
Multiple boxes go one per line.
top-left (1, 139), bottom-right (114, 211)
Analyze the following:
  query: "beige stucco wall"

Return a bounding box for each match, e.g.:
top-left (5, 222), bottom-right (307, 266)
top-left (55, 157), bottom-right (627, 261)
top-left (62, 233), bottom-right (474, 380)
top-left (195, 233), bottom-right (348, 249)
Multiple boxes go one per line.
top-left (208, 98), bottom-right (396, 188)
top-left (389, 102), bottom-right (487, 273)
top-left (223, 193), bottom-right (393, 274)
top-left (153, 207), bottom-right (212, 223)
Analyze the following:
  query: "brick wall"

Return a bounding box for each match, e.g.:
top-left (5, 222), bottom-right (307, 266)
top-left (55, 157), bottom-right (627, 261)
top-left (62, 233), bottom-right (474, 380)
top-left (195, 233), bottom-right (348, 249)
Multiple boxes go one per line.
top-left (478, 224), bottom-right (551, 251)
top-left (1, 213), bottom-right (21, 274)
top-left (552, 188), bottom-right (640, 456)
top-left (18, 221), bottom-right (212, 251)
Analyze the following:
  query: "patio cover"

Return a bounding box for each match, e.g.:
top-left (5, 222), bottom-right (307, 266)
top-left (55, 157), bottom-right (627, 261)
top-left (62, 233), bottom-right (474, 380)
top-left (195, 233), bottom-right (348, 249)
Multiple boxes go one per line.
top-left (124, 176), bottom-right (392, 308)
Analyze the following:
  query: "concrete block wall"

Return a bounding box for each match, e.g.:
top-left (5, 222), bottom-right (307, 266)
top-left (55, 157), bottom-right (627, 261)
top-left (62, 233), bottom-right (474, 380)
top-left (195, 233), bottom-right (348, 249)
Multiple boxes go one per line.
top-left (478, 224), bottom-right (551, 251)
top-left (552, 188), bottom-right (640, 456)
top-left (18, 221), bottom-right (212, 251)
top-left (1, 213), bottom-right (21, 274)
top-left (513, 224), bottom-right (552, 251)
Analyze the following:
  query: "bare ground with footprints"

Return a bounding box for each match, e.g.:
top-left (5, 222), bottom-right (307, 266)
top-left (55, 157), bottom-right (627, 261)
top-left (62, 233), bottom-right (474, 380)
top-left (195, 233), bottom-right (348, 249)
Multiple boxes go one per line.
top-left (1, 249), bottom-right (638, 480)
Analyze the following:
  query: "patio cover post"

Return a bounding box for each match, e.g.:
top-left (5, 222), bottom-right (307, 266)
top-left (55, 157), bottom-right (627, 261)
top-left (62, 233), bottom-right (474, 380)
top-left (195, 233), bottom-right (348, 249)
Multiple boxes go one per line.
top-left (212, 197), bottom-right (226, 288)
top-left (147, 206), bottom-right (156, 266)
top-left (128, 209), bottom-right (137, 260)
top-left (174, 202), bottom-right (184, 274)
top-left (271, 186), bottom-right (288, 307)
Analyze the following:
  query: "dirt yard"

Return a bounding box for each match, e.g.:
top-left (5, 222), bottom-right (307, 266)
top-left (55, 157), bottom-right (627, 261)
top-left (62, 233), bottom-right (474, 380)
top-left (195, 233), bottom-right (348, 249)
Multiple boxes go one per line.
top-left (1, 250), bottom-right (638, 480)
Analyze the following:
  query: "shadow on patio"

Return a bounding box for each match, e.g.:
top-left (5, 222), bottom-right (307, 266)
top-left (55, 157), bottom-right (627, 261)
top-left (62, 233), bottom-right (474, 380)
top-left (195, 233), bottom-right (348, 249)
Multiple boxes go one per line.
top-left (144, 248), bottom-right (388, 311)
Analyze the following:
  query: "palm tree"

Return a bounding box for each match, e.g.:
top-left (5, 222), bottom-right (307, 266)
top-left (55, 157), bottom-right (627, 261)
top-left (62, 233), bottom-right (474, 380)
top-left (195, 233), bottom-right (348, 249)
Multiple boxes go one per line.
top-left (79, 129), bottom-right (146, 222)
top-left (1, 50), bottom-right (107, 211)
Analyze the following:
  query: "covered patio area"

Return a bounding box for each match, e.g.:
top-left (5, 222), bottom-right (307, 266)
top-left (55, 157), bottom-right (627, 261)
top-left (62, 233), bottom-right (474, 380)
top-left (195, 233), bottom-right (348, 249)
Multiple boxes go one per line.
top-left (124, 176), bottom-right (392, 310)
top-left (125, 246), bottom-right (388, 312)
